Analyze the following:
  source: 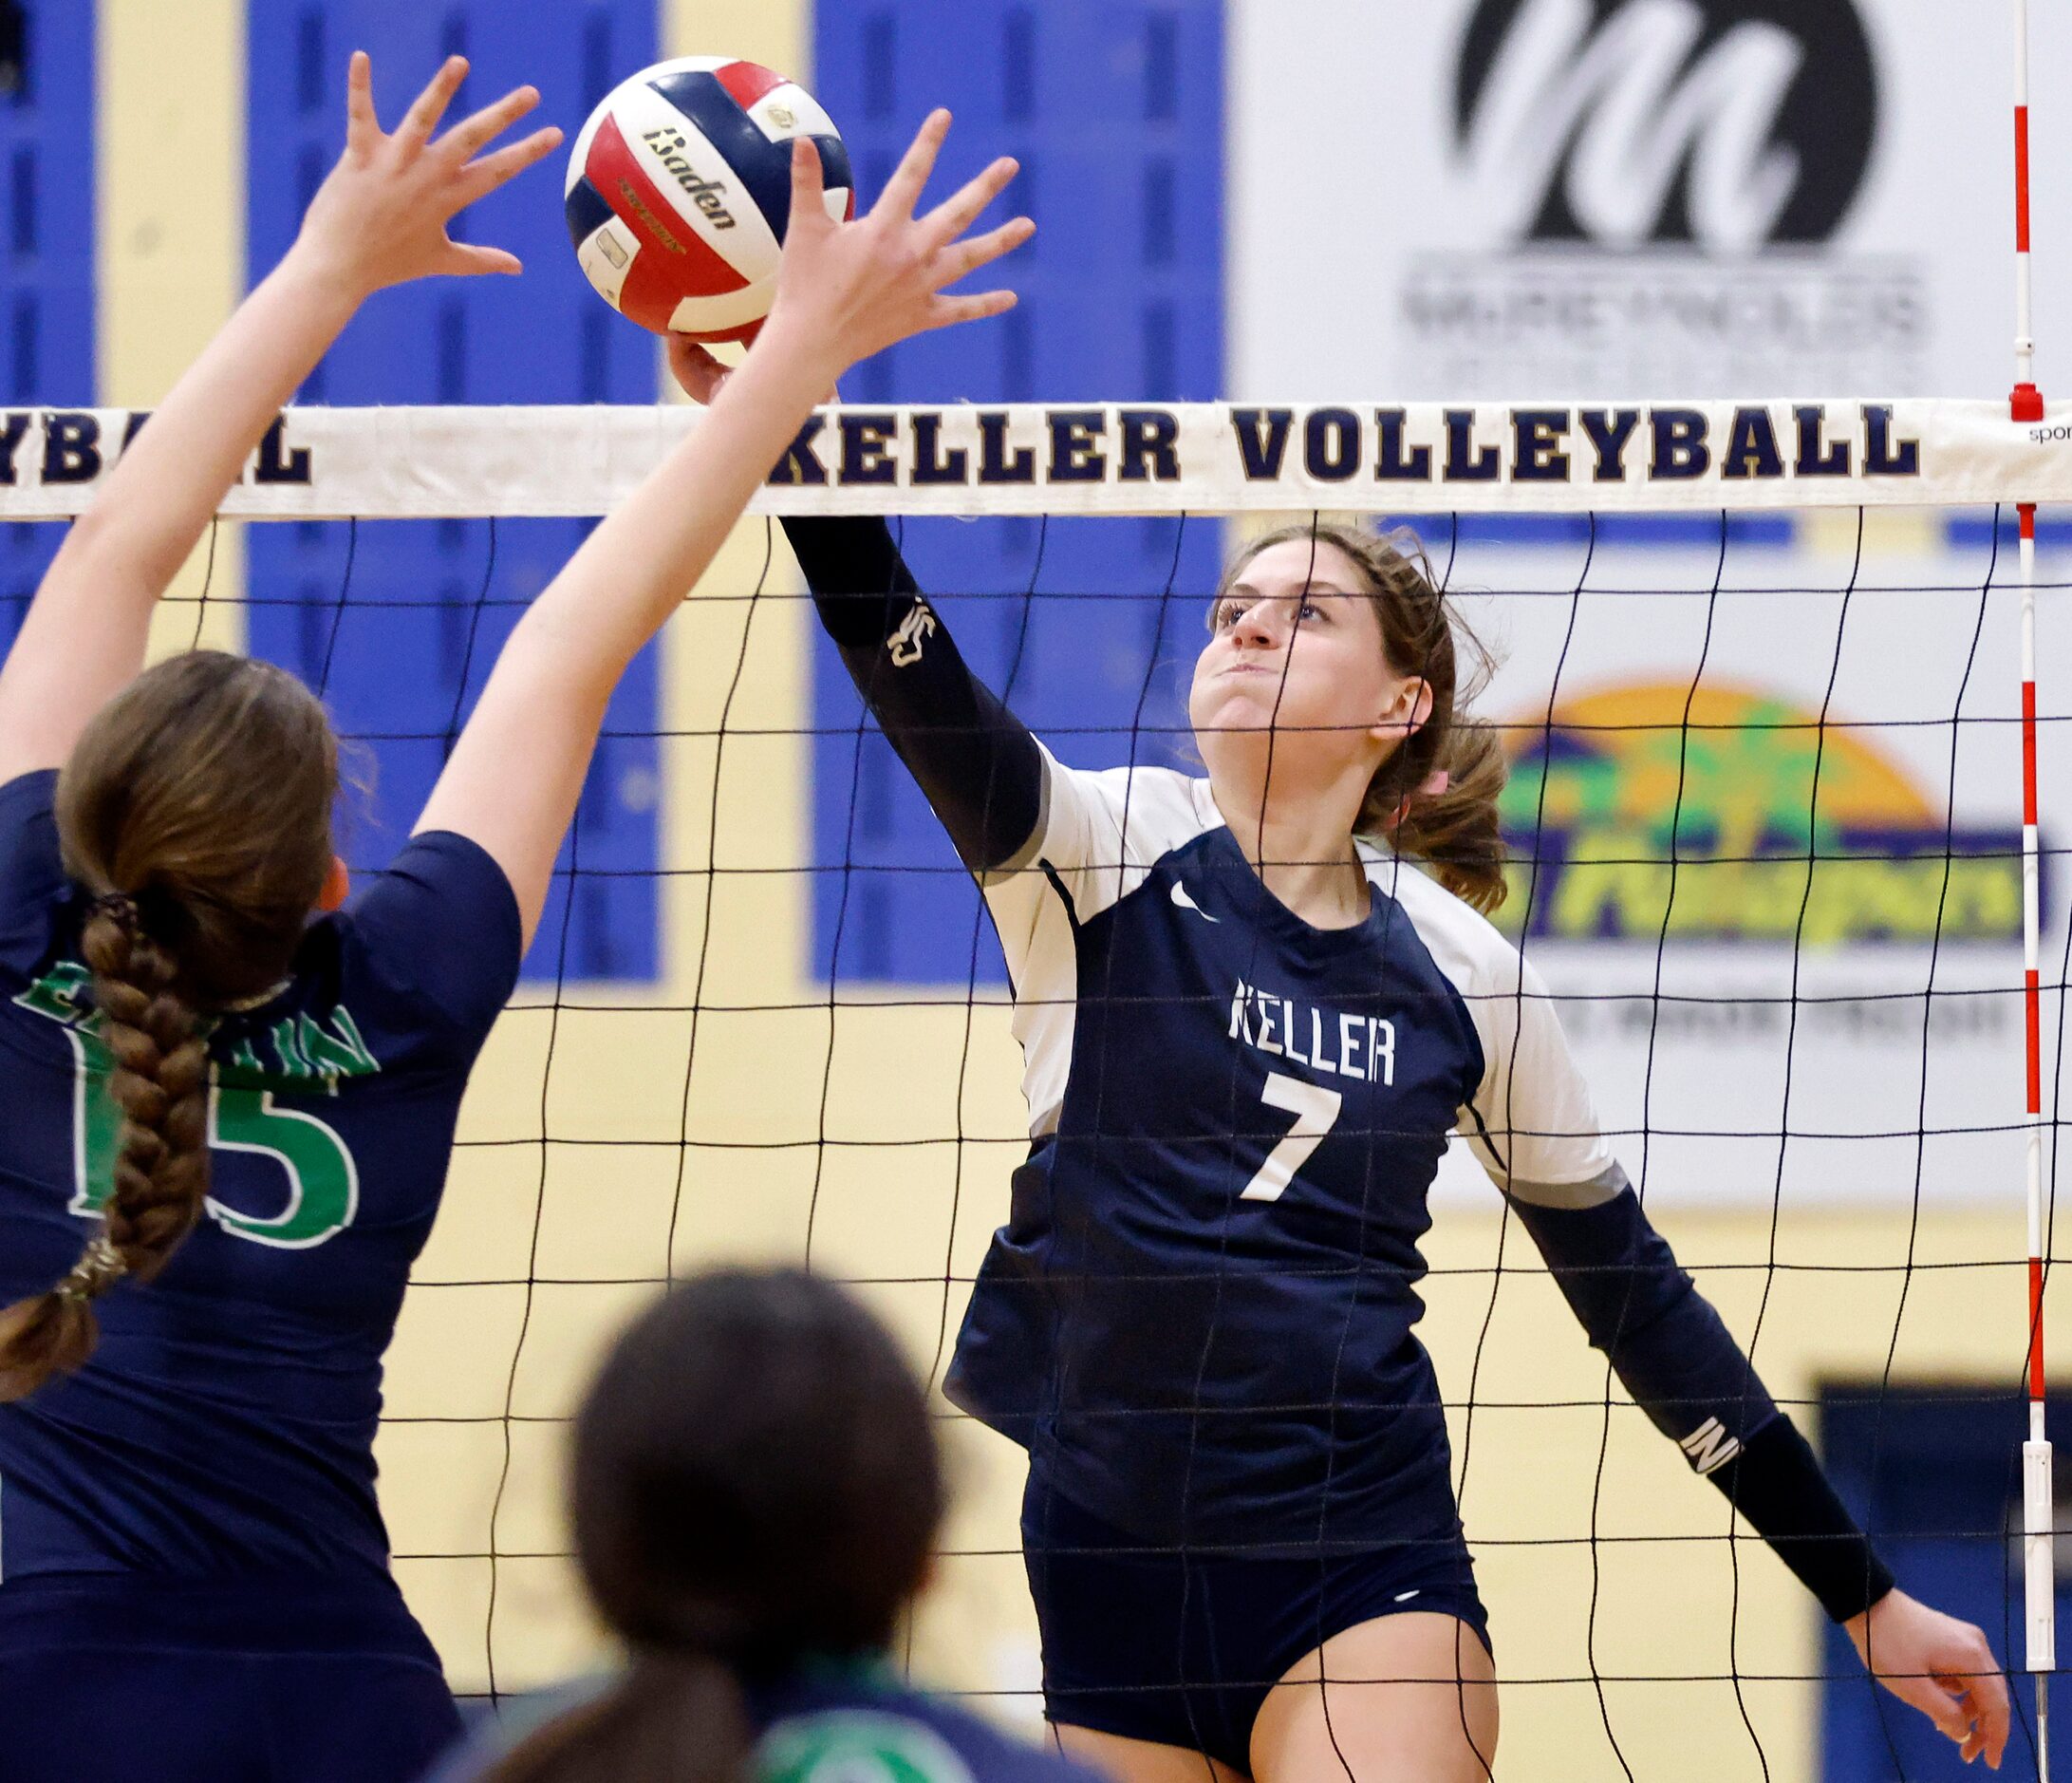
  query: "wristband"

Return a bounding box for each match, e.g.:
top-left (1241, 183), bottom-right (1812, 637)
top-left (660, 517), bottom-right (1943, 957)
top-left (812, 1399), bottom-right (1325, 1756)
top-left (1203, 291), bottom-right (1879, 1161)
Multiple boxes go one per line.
top-left (1708, 1417), bottom-right (1895, 1623)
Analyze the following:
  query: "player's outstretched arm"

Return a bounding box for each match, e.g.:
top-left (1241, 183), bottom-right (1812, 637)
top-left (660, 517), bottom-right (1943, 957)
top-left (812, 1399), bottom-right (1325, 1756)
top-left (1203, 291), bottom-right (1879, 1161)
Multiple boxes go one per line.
top-left (0, 53), bottom-right (559, 787)
top-left (416, 112), bottom-right (1033, 943)
top-left (1512, 1182), bottom-right (2008, 1767)
top-left (668, 349), bottom-right (1048, 879)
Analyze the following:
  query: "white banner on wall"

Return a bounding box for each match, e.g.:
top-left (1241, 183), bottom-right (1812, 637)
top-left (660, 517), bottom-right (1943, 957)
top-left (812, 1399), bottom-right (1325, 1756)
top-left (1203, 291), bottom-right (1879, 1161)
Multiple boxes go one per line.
top-left (1232, 1), bottom-right (2072, 1209)
top-left (1423, 536), bottom-right (2067, 1211)
top-left (1232, 0), bottom-right (2072, 403)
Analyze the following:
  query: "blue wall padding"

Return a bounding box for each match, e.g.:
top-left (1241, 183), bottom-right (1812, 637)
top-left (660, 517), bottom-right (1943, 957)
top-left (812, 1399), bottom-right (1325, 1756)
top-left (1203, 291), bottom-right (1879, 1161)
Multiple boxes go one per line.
top-left (0, 1), bottom-right (96, 665)
top-left (1819, 1386), bottom-right (2063, 1778)
top-left (810, 1), bottom-right (1225, 986)
top-left (245, 0), bottom-right (663, 982)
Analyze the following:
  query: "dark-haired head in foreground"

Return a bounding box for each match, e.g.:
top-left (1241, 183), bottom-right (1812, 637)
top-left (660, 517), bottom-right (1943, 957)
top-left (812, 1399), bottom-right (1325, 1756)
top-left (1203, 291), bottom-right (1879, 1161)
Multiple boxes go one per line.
top-left (451, 1268), bottom-right (1089, 1783)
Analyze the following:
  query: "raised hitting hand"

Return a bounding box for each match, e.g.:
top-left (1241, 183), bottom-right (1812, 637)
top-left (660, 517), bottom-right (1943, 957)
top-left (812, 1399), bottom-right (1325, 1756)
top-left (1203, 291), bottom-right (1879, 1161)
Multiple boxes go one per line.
top-left (757, 109), bottom-right (1034, 384)
top-left (415, 110), bottom-right (1027, 943)
top-left (294, 50), bottom-right (564, 298)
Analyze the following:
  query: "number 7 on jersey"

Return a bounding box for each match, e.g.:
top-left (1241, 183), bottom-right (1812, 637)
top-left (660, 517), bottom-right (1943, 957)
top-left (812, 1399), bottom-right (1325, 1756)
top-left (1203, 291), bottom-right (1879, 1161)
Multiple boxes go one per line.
top-left (1240, 1072), bottom-right (1343, 1202)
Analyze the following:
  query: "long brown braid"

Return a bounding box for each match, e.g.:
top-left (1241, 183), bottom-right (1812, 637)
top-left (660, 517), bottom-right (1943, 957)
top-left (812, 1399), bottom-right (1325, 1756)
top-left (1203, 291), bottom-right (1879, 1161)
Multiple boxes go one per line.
top-left (0, 651), bottom-right (339, 1401)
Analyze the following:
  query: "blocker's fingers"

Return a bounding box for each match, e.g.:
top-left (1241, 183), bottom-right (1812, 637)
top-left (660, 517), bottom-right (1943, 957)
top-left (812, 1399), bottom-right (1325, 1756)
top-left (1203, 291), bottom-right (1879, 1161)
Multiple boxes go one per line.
top-left (458, 126), bottom-right (565, 202)
top-left (875, 108), bottom-right (952, 222)
top-left (397, 55), bottom-right (469, 150)
top-left (345, 51), bottom-right (379, 159)
top-left (666, 336), bottom-right (731, 404)
top-left (441, 83), bottom-right (543, 163)
top-left (926, 289), bottom-right (1018, 331)
top-left (445, 241), bottom-right (524, 278)
top-left (922, 156), bottom-right (1019, 249)
top-left (935, 216), bottom-right (1036, 288)
top-left (786, 136), bottom-right (828, 227)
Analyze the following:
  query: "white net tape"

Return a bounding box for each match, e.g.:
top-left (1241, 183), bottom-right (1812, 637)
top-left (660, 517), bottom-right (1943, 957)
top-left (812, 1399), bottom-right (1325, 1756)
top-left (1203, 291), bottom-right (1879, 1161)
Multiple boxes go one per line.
top-left (1, 398), bottom-right (2068, 519)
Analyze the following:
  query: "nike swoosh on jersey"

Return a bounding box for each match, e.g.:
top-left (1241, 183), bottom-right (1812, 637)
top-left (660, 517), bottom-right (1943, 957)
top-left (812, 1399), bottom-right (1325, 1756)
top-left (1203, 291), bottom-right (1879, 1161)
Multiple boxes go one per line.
top-left (1170, 881), bottom-right (1219, 922)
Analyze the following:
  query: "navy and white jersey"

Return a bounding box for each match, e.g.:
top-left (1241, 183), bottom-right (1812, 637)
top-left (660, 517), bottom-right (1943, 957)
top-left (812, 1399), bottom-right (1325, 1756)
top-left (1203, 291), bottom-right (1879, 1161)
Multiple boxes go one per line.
top-left (790, 513), bottom-right (1888, 1615)
top-left (943, 751), bottom-right (1615, 1550)
top-left (0, 768), bottom-right (522, 1582)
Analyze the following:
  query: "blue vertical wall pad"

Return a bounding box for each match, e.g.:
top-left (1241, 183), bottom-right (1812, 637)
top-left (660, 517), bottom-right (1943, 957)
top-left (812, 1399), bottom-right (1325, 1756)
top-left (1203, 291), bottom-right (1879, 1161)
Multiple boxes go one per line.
top-left (1, 1), bottom-right (95, 663)
top-left (246, 0), bottom-right (662, 983)
top-left (811, 1), bottom-right (1225, 986)
top-left (1819, 1387), bottom-right (2062, 1778)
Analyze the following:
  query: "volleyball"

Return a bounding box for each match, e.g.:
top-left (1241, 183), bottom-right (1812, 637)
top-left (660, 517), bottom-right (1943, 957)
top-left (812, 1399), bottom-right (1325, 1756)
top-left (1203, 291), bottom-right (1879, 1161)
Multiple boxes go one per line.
top-left (564, 56), bottom-right (854, 343)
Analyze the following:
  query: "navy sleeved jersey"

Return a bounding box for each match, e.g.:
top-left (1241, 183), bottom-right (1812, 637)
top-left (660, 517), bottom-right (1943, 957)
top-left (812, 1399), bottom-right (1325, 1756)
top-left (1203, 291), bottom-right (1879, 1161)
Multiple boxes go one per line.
top-left (0, 769), bottom-right (523, 1580)
top-left (943, 751), bottom-right (1617, 1553)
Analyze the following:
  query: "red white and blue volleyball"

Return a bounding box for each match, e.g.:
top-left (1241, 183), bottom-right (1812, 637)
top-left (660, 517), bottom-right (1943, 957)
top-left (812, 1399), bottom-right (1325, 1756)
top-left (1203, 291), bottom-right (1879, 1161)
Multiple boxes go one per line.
top-left (565, 57), bottom-right (854, 344)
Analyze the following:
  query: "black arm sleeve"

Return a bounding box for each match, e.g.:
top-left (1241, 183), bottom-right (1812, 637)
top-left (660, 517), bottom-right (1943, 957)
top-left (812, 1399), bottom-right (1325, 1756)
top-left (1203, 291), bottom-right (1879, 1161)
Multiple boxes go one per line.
top-left (1513, 1181), bottom-right (1895, 1623)
top-left (782, 516), bottom-right (1046, 876)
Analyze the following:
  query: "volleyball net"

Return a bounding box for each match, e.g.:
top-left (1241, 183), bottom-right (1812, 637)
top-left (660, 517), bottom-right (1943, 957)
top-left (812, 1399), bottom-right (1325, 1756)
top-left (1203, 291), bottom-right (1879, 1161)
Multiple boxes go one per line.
top-left (5, 396), bottom-right (2071, 1778)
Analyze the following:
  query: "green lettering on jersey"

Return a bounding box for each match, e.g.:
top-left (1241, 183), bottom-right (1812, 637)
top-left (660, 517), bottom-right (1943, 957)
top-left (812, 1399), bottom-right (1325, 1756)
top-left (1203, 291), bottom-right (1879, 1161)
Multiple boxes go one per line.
top-left (270, 1016), bottom-right (314, 1081)
top-left (217, 1008), bottom-right (379, 1095)
top-left (13, 962), bottom-right (118, 1214)
top-left (12, 960), bottom-right (371, 1247)
top-left (301, 1007), bottom-right (377, 1080)
top-left (758, 1714), bottom-right (976, 1783)
top-left (208, 1086), bottom-right (359, 1247)
top-left (13, 957), bottom-right (94, 1027)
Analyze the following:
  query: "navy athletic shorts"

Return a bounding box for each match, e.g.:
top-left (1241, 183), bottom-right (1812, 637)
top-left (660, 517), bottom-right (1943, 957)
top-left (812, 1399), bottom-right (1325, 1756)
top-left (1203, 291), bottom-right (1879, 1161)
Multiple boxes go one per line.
top-left (1022, 1471), bottom-right (1491, 1774)
top-left (0, 1573), bottom-right (463, 1783)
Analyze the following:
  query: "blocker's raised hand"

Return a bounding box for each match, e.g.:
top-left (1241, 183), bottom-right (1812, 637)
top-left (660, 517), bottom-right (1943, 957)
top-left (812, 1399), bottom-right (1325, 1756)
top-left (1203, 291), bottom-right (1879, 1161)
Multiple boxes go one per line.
top-left (293, 51), bottom-right (564, 298)
top-left (760, 109), bottom-right (1034, 378)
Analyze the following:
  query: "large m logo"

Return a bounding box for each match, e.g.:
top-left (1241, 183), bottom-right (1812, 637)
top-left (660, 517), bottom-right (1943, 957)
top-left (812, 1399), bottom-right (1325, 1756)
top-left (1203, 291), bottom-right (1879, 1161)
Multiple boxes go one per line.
top-left (1455, 0), bottom-right (1876, 253)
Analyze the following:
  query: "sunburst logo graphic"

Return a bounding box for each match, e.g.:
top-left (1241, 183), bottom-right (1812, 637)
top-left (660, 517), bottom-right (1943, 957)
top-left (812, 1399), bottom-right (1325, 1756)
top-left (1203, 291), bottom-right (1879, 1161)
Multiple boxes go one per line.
top-left (1496, 683), bottom-right (2029, 944)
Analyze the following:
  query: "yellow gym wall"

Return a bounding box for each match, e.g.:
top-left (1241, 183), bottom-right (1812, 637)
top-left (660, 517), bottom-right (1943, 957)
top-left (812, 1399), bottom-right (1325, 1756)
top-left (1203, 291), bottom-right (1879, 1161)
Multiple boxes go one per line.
top-left (97, 0), bottom-right (247, 659)
top-left (85, 6), bottom-right (2054, 1778)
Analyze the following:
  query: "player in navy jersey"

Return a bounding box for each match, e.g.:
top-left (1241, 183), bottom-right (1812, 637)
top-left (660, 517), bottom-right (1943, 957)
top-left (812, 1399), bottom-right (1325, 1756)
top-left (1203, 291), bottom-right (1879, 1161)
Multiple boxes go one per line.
top-left (0, 57), bottom-right (1030, 1783)
top-left (673, 333), bottom-right (2011, 1780)
top-left (427, 1267), bottom-right (1101, 1783)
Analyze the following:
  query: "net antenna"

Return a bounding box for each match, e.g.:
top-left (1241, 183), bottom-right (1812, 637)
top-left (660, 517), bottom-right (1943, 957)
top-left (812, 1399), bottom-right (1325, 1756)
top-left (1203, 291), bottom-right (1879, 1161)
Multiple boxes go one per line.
top-left (2013, 0), bottom-right (2055, 1771)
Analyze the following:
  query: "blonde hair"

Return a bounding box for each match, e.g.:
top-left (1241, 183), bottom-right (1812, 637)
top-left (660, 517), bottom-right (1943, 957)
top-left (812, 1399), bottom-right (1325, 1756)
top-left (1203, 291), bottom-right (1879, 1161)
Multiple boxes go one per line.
top-left (1214, 523), bottom-right (1508, 912)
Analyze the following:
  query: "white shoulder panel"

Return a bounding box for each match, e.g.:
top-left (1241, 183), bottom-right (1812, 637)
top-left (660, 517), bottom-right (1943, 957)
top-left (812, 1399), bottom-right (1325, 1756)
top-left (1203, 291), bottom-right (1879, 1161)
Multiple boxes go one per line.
top-left (1361, 845), bottom-right (1615, 1196)
top-left (984, 751), bottom-right (1221, 1136)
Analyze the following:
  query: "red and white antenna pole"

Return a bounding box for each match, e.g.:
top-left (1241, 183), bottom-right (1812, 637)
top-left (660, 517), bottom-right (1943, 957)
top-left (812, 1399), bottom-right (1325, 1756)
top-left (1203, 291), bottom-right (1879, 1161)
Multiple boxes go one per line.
top-left (2014, 0), bottom-right (2053, 1769)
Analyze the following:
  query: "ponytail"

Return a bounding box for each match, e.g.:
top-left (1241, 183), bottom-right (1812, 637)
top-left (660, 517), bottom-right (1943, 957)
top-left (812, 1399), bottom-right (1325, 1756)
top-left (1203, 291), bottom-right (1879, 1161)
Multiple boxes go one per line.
top-left (478, 1654), bottom-right (751, 1783)
top-left (0, 894), bottom-right (212, 1401)
top-left (1387, 716), bottom-right (1509, 913)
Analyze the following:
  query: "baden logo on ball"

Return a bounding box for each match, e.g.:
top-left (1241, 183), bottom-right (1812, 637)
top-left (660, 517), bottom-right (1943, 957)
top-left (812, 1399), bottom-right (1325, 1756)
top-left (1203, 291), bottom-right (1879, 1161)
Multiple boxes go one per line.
top-left (565, 55), bottom-right (855, 344)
